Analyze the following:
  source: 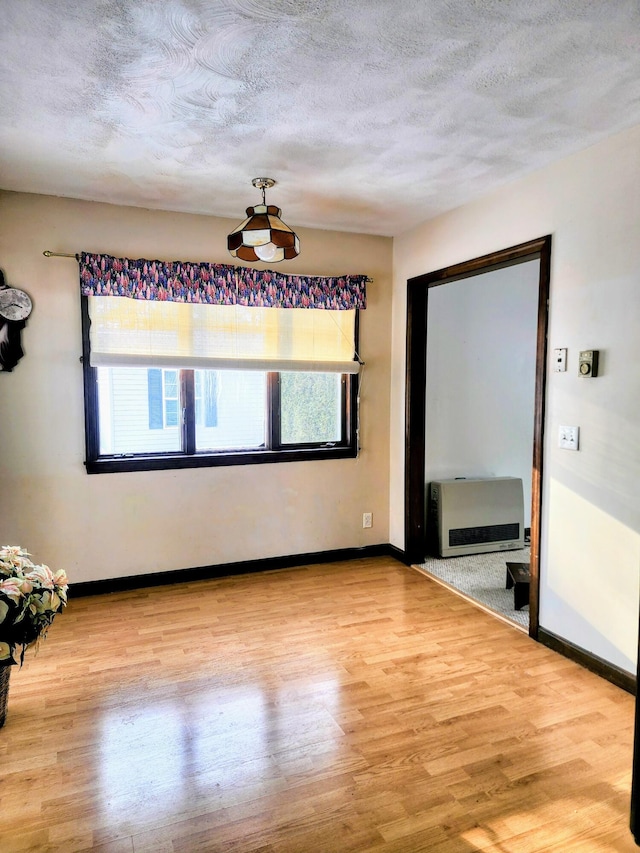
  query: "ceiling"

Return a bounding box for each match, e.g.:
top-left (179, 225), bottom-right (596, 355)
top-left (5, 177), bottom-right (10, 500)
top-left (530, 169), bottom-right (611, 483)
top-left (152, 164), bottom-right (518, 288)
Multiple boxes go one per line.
top-left (2, 0), bottom-right (640, 237)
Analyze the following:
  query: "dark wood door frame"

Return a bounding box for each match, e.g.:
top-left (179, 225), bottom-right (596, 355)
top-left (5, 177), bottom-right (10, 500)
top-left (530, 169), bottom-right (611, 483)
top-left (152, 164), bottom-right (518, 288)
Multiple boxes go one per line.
top-left (404, 235), bottom-right (552, 640)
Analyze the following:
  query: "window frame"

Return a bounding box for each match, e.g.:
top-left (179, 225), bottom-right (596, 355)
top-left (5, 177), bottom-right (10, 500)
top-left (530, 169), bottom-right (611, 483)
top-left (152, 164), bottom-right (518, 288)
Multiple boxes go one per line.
top-left (81, 296), bottom-right (359, 473)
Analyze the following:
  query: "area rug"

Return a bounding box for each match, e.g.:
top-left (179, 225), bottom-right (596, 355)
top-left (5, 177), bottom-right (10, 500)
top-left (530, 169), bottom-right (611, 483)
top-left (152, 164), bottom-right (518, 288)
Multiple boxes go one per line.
top-left (415, 547), bottom-right (531, 630)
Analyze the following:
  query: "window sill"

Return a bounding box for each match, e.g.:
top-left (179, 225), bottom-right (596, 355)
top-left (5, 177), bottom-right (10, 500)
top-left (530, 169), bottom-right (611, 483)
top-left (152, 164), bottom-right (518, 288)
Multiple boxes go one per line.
top-left (85, 445), bottom-right (357, 473)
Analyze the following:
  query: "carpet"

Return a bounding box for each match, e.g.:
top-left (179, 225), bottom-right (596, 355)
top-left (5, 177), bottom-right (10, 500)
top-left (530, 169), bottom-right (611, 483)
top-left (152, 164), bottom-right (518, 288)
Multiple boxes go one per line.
top-left (415, 547), bottom-right (531, 630)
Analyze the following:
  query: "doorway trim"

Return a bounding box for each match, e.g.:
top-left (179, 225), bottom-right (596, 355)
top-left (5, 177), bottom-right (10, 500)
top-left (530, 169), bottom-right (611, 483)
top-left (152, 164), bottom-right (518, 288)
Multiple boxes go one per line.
top-left (404, 235), bottom-right (552, 640)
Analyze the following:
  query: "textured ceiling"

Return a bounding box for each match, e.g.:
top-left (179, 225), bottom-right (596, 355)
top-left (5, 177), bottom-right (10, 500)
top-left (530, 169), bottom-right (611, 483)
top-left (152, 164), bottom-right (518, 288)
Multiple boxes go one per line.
top-left (2, 0), bottom-right (640, 236)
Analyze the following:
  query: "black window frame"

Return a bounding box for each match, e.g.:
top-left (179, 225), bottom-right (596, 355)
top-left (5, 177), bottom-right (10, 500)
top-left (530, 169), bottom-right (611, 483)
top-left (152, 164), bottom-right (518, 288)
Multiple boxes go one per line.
top-left (81, 295), bottom-right (359, 473)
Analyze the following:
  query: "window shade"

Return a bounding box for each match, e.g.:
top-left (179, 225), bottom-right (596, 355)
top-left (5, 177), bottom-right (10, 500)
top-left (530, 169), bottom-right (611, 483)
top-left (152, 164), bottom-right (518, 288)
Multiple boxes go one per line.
top-left (87, 297), bottom-right (360, 374)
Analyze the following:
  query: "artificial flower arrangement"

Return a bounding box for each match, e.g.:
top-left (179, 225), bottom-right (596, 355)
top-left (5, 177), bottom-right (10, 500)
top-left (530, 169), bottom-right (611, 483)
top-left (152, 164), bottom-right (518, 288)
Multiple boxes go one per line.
top-left (0, 545), bottom-right (68, 667)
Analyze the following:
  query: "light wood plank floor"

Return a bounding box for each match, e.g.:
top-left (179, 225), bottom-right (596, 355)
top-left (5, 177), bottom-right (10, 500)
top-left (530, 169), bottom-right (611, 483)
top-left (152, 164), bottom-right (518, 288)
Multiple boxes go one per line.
top-left (0, 556), bottom-right (637, 852)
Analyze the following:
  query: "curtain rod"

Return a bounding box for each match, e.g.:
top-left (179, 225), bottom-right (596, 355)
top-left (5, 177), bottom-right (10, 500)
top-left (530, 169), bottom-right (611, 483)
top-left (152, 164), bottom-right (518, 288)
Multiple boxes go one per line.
top-left (42, 251), bottom-right (373, 281)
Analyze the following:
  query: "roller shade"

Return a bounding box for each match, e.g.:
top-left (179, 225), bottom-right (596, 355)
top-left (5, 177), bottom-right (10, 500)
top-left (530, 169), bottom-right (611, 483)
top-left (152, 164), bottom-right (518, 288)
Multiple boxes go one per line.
top-left (87, 297), bottom-right (360, 374)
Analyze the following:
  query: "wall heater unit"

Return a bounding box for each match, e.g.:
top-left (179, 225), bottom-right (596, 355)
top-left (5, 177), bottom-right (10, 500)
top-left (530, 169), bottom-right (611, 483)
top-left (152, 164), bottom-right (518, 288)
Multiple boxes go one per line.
top-left (430, 477), bottom-right (524, 558)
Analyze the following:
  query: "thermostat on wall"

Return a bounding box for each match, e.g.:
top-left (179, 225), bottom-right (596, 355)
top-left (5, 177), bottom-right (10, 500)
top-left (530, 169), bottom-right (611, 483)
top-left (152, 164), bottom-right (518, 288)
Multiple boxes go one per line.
top-left (578, 350), bottom-right (599, 377)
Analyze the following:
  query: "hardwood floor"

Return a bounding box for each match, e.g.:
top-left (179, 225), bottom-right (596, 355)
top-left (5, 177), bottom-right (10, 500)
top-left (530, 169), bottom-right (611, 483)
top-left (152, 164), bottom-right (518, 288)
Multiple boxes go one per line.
top-left (0, 556), bottom-right (636, 852)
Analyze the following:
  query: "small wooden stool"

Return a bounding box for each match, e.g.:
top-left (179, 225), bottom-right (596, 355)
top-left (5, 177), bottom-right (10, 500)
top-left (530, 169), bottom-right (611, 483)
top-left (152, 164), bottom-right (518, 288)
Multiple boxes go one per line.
top-left (505, 562), bottom-right (530, 611)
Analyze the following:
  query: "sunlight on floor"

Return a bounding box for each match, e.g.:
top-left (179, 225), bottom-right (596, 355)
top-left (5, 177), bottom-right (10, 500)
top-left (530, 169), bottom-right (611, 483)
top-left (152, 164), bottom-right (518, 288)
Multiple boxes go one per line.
top-left (461, 789), bottom-right (636, 852)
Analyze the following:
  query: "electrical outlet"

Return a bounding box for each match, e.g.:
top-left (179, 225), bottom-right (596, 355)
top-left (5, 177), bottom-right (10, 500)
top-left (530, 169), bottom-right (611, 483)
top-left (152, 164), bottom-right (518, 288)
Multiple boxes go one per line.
top-left (362, 512), bottom-right (373, 528)
top-left (558, 425), bottom-right (579, 451)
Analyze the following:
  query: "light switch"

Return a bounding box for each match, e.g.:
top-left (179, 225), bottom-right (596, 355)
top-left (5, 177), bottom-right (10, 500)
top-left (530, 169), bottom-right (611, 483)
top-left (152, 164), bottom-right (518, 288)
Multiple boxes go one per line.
top-left (559, 425), bottom-right (579, 451)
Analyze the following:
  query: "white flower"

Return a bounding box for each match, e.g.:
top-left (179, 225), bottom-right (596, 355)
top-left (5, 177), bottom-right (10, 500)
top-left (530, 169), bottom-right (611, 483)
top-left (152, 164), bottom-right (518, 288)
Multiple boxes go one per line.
top-left (27, 564), bottom-right (55, 587)
top-left (53, 569), bottom-right (68, 589)
top-left (0, 546), bottom-right (30, 558)
top-left (0, 578), bottom-right (24, 605)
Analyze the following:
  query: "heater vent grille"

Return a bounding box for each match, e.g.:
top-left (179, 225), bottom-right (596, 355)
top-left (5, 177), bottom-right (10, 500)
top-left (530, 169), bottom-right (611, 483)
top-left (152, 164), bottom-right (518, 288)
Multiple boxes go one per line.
top-left (449, 523), bottom-right (520, 547)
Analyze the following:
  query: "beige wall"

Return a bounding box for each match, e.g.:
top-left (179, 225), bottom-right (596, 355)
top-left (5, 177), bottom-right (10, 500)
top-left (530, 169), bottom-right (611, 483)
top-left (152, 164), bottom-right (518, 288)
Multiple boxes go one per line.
top-left (391, 124), bottom-right (640, 673)
top-left (0, 192), bottom-right (392, 583)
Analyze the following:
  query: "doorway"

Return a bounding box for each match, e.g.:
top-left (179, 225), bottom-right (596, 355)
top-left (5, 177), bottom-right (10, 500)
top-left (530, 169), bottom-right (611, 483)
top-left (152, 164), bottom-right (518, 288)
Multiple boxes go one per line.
top-left (404, 236), bottom-right (552, 639)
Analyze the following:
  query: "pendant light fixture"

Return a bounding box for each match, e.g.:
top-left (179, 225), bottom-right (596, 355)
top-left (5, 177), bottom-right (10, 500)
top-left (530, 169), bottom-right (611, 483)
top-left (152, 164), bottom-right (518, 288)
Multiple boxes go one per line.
top-left (227, 177), bottom-right (300, 263)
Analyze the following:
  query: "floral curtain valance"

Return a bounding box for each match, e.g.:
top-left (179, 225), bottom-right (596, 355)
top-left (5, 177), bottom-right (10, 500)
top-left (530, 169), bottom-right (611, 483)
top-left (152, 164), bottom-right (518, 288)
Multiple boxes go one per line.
top-left (79, 252), bottom-right (367, 310)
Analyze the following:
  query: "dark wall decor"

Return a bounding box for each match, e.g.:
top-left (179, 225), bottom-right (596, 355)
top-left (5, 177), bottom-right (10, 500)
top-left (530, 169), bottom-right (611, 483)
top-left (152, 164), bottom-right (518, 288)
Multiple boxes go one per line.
top-left (0, 270), bottom-right (32, 372)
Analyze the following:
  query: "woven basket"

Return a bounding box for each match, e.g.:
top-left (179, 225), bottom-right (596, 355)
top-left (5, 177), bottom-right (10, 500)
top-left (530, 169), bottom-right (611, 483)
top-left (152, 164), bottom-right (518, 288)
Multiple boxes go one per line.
top-left (0, 666), bottom-right (11, 728)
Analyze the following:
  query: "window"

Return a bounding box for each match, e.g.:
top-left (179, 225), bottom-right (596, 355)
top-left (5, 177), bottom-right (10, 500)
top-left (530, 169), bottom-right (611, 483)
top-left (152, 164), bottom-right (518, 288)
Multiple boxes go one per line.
top-left (81, 296), bottom-right (359, 472)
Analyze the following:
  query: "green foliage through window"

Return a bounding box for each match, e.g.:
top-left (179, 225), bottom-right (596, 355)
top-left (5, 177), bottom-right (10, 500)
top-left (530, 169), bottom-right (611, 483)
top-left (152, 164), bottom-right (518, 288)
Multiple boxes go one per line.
top-left (280, 373), bottom-right (341, 445)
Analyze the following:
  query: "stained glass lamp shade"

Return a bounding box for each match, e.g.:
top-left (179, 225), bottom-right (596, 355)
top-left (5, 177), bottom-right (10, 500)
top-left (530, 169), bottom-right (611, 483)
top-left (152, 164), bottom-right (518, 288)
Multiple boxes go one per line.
top-left (227, 178), bottom-right (300, 263)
